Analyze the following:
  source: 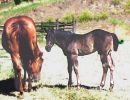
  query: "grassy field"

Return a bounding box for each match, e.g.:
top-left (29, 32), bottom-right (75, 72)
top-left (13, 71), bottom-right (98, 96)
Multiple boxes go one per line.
top-left (0, 0), bottom-right (130, 99)
top-left (0, 0), bottom-right (64, 24)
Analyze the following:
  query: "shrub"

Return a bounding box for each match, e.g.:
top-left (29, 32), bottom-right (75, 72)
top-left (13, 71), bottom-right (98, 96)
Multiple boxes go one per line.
top-left (109, 18), bottom-right (124, 26)
top-left (78, 10), bottom-right (93, 22)
top-left (124, 0), bottom-right (130, 13)
top-left (14, 0), bottom-right (21, 5)
top-left (62, 14), bottom-right (74, 24)
top-left (45, 17), bottom-right (54, 22)
top-left (112, 0), bottom-right (121, 5)
top-left (94, 11), bottom-right (109, 21)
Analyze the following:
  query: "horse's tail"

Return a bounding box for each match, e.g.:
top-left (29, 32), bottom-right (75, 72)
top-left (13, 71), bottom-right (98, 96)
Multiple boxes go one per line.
top-left (111, 33), bottom-right (124, 51)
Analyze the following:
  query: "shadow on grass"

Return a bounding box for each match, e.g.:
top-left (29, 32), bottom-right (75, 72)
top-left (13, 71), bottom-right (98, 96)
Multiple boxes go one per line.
top-left (42, 84), bottom-right (107, 91)
top-left (0, 78), bottom-right (16, 97)
top-left (0, 78), bottom-right (43, 97)
top-left (0, 78), bottom-right (107, 97)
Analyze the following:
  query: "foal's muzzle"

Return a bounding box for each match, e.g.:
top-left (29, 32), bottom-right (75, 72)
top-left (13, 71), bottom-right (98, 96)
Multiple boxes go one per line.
top-left (45, 46), bottom-right (51, 52)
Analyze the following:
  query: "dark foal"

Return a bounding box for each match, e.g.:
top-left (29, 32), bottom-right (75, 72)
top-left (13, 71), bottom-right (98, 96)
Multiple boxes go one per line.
top-left (44, 29), bottom-right (119, 91)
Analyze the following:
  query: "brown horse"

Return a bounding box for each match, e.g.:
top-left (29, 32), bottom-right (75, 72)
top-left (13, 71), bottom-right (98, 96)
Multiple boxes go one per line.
top-left (2, 16), bottom-right (43, 96)
top-left (44, 29), bottom-right (119, 91)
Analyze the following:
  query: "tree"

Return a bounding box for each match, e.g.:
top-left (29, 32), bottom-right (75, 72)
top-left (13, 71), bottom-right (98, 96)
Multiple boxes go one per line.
top-left (14, 0), bottom-right (21, 5)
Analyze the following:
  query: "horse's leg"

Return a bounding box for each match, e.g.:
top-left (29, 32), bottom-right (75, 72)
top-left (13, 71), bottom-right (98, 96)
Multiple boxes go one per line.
top-left (107, 53), bottom-right (115, 91)
top-left (99, 54), bottom-right (109, 89)
top-left (70, 54), bottom-right (80, 90)
top-left (67, 55), bottom-right (73, 88)
top-left (28, 74), bottom-right (32, 92)
top-left (13, 66), bottom-right (18, 91)
top-left (23, 68), bottom-right (26, 91)
top-left (11, 54), bottom-right (23, 95)
top-left (28, 68), bottom-right (32, 92)
top-left (22, 60), bottom-right (28, 91)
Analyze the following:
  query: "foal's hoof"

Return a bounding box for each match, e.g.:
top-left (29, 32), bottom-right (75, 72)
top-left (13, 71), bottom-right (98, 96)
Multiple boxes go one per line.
top-left (109, 87), bottom-right (113, 92)
top-left (97, 86), bottom-right (103, 90)
top-left (77, 86), bottom-right (80, 90)
top-left (67, 85), bottom-right (72, 90)
top-left (109, 86), bottom-right (114, 92)
top-left (109, 84), bottom-right (114, 92)
top-left (28, 89), bottom-right (32, 92)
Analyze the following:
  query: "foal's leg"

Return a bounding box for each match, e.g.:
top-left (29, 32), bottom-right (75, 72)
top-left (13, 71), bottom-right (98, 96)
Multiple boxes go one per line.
top-left (107, 53), bottom-right (115, 91)
top-left (70, 54), bottom-right (80, 90)
top-left (67, 56), bottom-right (73, 87)
top-left (99, 54), bottom-right (109, 89)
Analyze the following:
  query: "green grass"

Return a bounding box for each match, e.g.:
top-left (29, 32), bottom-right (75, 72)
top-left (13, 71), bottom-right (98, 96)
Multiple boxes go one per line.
top-left (49, 87), bottom-right (100, 100)
top-left (109, 18), bottom-right (130, 30)
top-left (109, 18), bottom-right (124, 26)
top-left (0, 2), bottom-right (14, 9)
top-left (0, 69), bottom-right (14, 80)
top-left (43, 0), bottom-right (64, 3)
top-left (0, 2), bottom-right (42, 24)
top-left (0, 0), bottom-right (64, 24)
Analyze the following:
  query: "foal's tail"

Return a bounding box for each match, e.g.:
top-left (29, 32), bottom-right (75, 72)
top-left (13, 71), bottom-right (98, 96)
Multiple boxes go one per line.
top-left (111, 33), bottom-right (119, 51)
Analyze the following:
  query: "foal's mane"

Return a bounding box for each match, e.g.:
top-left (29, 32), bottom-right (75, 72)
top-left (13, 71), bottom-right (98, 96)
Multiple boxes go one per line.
top-left (54, 29), bottom-right (74, 36)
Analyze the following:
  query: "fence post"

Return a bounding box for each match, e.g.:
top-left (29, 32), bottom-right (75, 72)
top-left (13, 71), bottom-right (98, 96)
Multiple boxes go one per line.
top-left (41, 22), bottom-right (44, 31)
top-left (72, 17), bottom-right (76, 33)
top-left (56, 19), bottom-right (59, 30)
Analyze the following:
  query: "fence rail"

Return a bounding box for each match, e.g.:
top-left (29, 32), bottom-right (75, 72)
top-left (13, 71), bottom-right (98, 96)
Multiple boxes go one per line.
top-left (0, 18), bottom-right (76, 34)
top-left (0, 25), bottom-right (3, 31)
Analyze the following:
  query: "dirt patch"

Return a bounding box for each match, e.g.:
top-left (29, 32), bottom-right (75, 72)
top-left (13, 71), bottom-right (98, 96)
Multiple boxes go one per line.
top-left (0, 41), bottom-right (130, 99)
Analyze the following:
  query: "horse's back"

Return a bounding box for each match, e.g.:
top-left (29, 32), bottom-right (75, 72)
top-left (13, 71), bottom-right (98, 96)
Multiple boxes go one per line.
top-left (2, 16), bottom-right (36, 54)
top-left (3, 16), bottom-right (35, 36)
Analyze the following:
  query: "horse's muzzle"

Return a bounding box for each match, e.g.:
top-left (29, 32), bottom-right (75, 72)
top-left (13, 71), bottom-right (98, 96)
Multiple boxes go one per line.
top-left (32, 73), bottom-right (41, 82)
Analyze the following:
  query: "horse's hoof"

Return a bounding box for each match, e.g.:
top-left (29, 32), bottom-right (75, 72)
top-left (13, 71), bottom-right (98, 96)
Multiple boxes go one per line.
top-left (17, 93), bottom-right (24, 99)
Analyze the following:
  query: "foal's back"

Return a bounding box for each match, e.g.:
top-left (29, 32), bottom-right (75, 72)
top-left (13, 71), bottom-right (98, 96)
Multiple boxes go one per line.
top-left (67, 29), bottom-right (117, 56)
top-left (92, 29), bottom-right (117, 55)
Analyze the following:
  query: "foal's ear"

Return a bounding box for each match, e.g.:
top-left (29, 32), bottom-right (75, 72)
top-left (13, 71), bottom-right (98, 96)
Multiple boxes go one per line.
top-left (44, 28), bottom-right (53, 33)
top-left (43, 28), bottom-right (48, 33)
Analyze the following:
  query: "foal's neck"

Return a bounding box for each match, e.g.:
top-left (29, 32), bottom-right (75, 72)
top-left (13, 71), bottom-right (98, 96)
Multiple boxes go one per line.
top-left (55, 31), bottom-right (72, 49)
